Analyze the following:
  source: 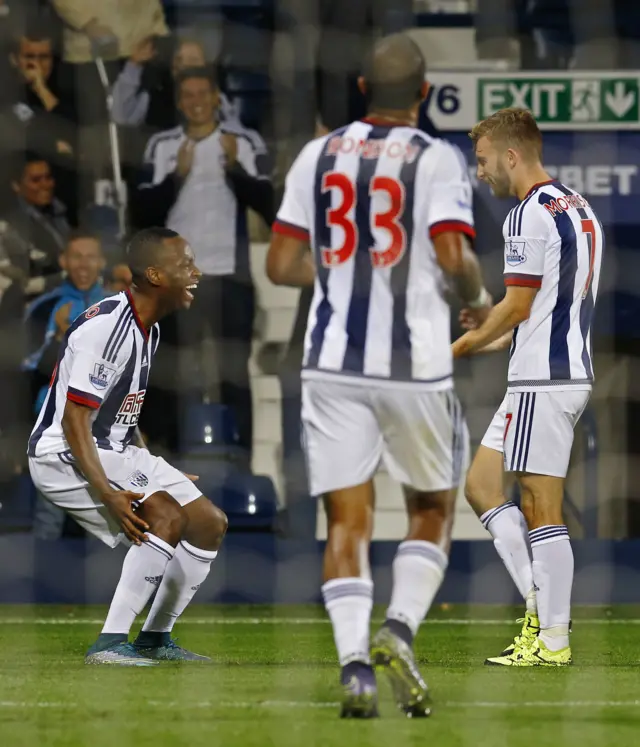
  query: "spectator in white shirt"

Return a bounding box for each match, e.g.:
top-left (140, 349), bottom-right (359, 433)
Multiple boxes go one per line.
top-left (131, 66), bottom-right (274, 463)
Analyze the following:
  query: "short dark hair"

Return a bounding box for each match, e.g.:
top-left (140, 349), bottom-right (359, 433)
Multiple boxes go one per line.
top-left (11, 151), bottom-right (51, 183)
top-left (362, 33), bottom-right (426, 111)
top-left (175, 65), bottom-right (218, 96)
top-left (12, 17), bottom-right (54, 55)
top-left (65, 230), bottom-right (102, 251)
top-left (126, 227), bottom-right (179, 284)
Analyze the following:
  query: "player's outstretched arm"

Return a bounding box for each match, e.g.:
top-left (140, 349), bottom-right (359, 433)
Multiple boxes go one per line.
top-left (62, 401), bottom-right (149, 544)
top-left (266, 233), bottom-right (315, 288)
top-left (458, 309), bottom-right (512, 354)
top-left (469, 331), bottom-right (513, 354)
top-left (452, 286), bottom-right (537, 358)
top-left (433, 232), bottom-right (492, 323)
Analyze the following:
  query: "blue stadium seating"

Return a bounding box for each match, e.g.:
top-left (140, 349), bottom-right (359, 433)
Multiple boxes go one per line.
top-left (215, 472), bottom-right (278, 531)
top-left (82, 204), bottom-right (122, 261)
top-left (179, 400), bottom-right (240, 451)
top-left (173, 459), bottom-right (277, 530)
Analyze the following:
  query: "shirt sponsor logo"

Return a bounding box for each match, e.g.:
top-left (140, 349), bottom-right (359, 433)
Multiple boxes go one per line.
top-left (89, 362), bottom-right (116, 390)
top-left (115, 390), bottom-right (146, 427)
top-left (505, 240), bottom-right (527, 266)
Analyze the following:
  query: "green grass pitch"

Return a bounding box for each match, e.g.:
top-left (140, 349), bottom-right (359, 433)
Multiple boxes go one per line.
top-left (1, 604), bottom-right (639, 746)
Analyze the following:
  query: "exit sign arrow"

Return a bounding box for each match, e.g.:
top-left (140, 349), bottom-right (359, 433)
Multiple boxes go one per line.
top-left (605, 82), bottom-right (636, 118)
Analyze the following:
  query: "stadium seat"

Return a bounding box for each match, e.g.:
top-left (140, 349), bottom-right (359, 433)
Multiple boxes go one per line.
top-left (224, 71), bottom-right (270, 130)
top-left (82, 204), bottom-right (121, 260)
top-left (215, 472), bottom-right (278, 531)
top-left (179, 400), bottom-right (240, 450)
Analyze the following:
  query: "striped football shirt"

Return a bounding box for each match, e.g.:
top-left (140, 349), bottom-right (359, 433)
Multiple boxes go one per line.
top-left (273, 117), bottom-right (476, 389)
top-left (28, 290), bottom-right (159, 457)
top-left (503, 179), bottom-right (603, 391)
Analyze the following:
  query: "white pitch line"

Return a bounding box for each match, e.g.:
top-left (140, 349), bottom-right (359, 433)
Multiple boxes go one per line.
top-left (160, 699), bottom-right (640, 709)
top-left (3, 699), bottom-right (640, 710)
top-left (181, 700), bottom-right (640, 709)
top-left (0, 702), bottom-right (76, 708)
top-left (0, 617), bottom-right (636, 626)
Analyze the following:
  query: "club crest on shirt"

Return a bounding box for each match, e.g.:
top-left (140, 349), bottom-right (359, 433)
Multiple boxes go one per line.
top-left (89, 362), bottom-right (116, 390)
top-left (127, 470), bottom-right (149, 489)
top-left (505, 240), bottom-right (527, 266)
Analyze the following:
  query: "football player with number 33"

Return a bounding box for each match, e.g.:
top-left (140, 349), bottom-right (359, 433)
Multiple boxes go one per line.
top-left (267, 33), bottom-right (490, 718)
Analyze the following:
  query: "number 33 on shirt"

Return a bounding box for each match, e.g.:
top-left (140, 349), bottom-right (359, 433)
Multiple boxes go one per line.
top-left (273, 120), bottom-right (475, 273)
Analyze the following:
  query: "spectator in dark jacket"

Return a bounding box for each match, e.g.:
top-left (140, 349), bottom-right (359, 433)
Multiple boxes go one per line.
top-left (1, 154), bottom-right (70, 306)
top-left (0, 18), bottom-right (77, 216)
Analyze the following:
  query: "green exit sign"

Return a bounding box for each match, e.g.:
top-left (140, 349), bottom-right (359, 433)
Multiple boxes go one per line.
top-left (478, 78), bottom-right (639, 125)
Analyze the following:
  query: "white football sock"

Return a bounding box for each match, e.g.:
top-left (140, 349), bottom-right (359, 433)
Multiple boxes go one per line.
top-left (480, 501), bottom-right (535, 608)
top-left (530, 525), bottom-right (573, 651)
top-left (141, 541), bottom-right (218, 633)
top-left (386, 541), bottom-right (448, 636)
top-left (102, 533), bottom-right (175, 635)
top-left (322, 577), bottom-right (373, 666)
top-left (518, 510), bottom-right (538, 614)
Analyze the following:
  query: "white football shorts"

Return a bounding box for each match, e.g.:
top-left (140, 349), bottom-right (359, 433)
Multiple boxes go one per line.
top-left (301, 378), bottom-right (467, 496)
top-left (29, 446), bottom-right (202, 548)
top-left (481, 389), bottom-right (590, 478)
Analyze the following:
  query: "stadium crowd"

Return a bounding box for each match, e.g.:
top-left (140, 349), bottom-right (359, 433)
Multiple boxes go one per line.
top-left (0, 1), bottom-right (276, 508)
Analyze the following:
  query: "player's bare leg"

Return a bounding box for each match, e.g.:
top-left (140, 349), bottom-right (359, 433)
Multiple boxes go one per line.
top-left (135, 496), bottom-right (228, 661)
top-left (513, 473), bottom-right (573, 665)
top-left (465, 445), bottom-right (539, 662)
top-left (86, 491), bottom-right (187, 666)
top-left (371, 486), bottom-right (455, 717)
top-left (322, 481), bottom-right (378, 719)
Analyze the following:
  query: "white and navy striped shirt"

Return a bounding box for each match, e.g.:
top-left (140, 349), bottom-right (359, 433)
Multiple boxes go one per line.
top-left (28, 290), bottom-right (159, 457)
top-left (503, 179), bottom-right (603, 390)
top-left (274, 118), bottom-right (475, 388)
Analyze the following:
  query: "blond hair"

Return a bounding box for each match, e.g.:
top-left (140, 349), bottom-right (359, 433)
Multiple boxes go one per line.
top-left (469, 107), bottom-right (542, 161)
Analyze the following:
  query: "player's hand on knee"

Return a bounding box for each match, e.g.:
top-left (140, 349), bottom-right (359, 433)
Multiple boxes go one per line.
top-left (101, 490), bottom-right (148, 545)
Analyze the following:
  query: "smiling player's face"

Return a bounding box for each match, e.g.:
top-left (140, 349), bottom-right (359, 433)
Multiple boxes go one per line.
top-left (474, 135), bottom-right (513, 199)
top-left (154, 237), bottom-right (201, 310)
